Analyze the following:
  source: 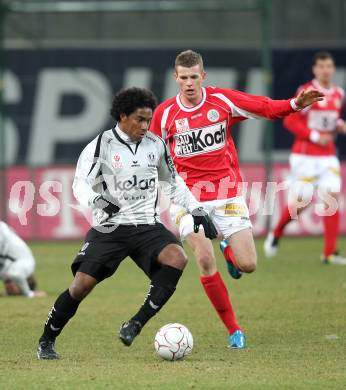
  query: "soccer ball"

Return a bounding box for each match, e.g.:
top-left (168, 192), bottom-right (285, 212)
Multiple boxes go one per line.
top-left (154, 323), bottom-right (193, 361)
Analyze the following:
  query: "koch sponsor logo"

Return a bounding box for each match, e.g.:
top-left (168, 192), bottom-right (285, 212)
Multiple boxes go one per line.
top-left (174, 121), bottom-right (226, 157)
top-left (114, 175), bottom-right (156, 192)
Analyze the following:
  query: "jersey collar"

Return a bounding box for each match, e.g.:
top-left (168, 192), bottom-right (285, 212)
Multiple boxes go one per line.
top-left (312, 79), bottom-right (335, 95)
top-left (114, 124), bottom-right (134, 143)
top-left (176, 87), bottom-right (206, 112)
top-left (112, 125), bottom-right (141, 155)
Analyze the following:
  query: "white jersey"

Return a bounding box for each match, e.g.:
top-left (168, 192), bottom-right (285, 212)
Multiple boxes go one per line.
top-left (0, 222), bottom-right (35, 297)
top-left (73, 125), bottom-right (200, 226)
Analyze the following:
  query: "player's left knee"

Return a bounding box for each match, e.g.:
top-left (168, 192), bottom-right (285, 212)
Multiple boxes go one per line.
top-left (169, 251), bottom-right (188, 270)
top-left (239, 254), bottom-right (257, 273)
top-left (158, 244), bottom-right (188, 270)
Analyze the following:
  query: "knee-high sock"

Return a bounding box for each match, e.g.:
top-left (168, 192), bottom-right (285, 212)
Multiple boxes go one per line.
top-left (131, 265), bottom-right (183, 327)
top-left (200, 272), bottom-right (240, 335)
top-left (323, 210), bottom-right (339, 257)
top-left (273, 206), bottom-right (293, 238)
top-left (40, 289), bottom-right (81, 342)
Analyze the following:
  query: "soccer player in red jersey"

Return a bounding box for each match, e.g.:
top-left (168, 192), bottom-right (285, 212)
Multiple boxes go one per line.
top-left (150, 50), bottom-right (323, 348)
top-left (264, 52), bottom-right (346, 264)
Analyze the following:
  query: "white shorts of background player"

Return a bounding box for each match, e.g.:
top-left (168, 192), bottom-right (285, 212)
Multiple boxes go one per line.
top-left (288, 154), bottom-right (341, 204)
top-left (170, 196), bottom-right (252, 241)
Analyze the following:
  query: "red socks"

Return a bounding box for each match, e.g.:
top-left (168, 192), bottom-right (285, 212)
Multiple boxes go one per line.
top-left (323, 210), bottom-right (339, 257)
top-left (273, 206), bottom-right (292, 238)
top-left (200, 271), bottom-right (240, 335)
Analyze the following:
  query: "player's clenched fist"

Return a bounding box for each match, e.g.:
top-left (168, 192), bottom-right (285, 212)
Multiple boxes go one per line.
top-left (191, 207), bottom-right (218, 239)
top-left (92, 195), bottom-right (120, 216)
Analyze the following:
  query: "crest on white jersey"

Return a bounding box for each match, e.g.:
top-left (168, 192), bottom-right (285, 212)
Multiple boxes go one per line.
top-left (147, 152), bottom-right (155, 161)
top-left (147, 151), bottom-right (156, 166)
top-left (112, 153), bottom-right (123, 169)
top-left (207, 109), bottom-right (220, 122)
top-left (175, 118), bottom-right (190, 133)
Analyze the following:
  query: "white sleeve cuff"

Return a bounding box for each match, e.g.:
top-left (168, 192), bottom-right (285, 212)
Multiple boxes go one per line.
top-left (290, 98), bottom-right (301, 111)
top-left (309, 130), bottom-right (320, 143)
top-left (27, 290), bottom-right (35, 298)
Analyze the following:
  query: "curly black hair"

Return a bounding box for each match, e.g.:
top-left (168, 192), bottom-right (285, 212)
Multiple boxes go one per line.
top-left (110, 87), bottom-right (157, 121)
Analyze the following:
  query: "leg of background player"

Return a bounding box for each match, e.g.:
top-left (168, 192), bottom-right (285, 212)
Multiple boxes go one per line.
top-left (321, 192), bottom-right (346, 264)
top-left (120, 244), bottom-right (186, 346)
top-left (186, 232), bottom-right (243, 347)
top-left (323, 209), bottom-right (339, 257)
top-left (37, 272), bottom-right (97, 359)
top-left (264, 203), bottom-right (308, 258)
top-left (265, 179), bottom-right (315, 258)
top-left (226, 228), bottom-right (257, 274)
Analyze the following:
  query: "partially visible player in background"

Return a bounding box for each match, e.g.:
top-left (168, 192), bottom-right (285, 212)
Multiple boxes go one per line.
top-left (150, 49), bottom-right (323, 349)
top-left (264, 52), bottom-right (346, 264)
top-left (0, 221), bottom-right (47, 297)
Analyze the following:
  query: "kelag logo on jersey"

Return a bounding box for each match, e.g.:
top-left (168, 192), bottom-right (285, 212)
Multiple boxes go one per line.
top-left (174, 121), bottom-right (226, 157)
top-left (114, 175), bottom-right (156, 192)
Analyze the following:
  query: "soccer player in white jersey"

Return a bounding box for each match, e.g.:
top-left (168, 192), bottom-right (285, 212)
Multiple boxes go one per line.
top-left (37, 87), bottom-right (217, 360)
top-left (264, 52), bottom-right (346, 264)
top-left (150, 50), bottom-right (323, 348)
top-left (0, 221), bottom-right (46, 298)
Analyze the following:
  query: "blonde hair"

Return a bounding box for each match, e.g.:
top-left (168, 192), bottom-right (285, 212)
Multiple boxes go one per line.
top-left (175, 50), bottom-right (204, 70)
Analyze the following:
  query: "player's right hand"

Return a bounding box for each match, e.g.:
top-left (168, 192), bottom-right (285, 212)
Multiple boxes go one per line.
top-left (295, 89), bottom-right (324, 109)
top-left (191, 207), bottom-right (218, 240)
top-left (93, 195), bottom-right (120, 216)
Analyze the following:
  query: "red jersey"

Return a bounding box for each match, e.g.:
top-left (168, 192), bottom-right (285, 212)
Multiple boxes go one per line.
top-left (150, 86), bottom-right (296, 201)
top-left (283, 79), bottom-right (345, 156)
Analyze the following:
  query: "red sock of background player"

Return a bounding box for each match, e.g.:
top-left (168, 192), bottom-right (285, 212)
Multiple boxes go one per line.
top-left (323, 210), bottom-right (339, 257)
top-left (200, 272), bottom-right (240, 335)
top-left (273, 205), bottom-right (293, 239)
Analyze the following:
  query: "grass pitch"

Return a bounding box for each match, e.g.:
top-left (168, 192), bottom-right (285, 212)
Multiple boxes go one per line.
top-left (0, 237), bottom-right (345, 389)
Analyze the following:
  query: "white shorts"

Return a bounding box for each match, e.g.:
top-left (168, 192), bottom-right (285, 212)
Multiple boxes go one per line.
top-left (170, 196), bottom-right (252, 241)
top-left (289, 154), bottom-right (341, 196)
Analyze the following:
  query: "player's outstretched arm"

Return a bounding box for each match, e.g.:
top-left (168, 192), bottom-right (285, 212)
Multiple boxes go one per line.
top-left (222, 88), bottom-right (324, 120)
